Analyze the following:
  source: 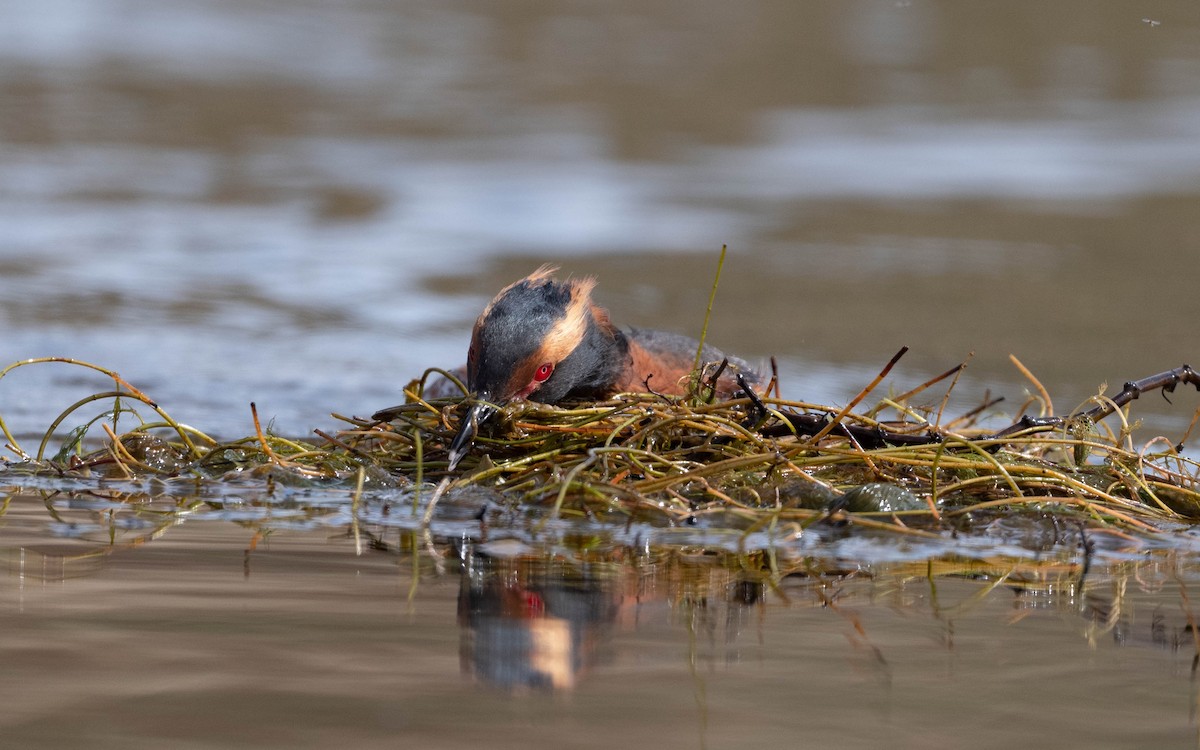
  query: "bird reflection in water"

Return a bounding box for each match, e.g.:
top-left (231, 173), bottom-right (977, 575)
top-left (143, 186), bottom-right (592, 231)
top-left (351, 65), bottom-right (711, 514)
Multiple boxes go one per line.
top-left (457, 552), bottom-right (621, 690)
top-left (455, 545), bottom-right (771, 691)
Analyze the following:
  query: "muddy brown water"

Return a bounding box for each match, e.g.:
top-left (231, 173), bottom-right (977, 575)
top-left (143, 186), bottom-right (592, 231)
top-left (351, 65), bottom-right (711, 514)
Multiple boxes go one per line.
top-left (3, 491), bottom-right (1200, 749)
top-left (2, 1), bottom-right (1200, 746)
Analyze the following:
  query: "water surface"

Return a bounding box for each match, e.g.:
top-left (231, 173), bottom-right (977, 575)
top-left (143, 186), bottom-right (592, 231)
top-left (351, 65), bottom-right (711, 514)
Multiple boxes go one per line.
top-left (2, 2), bottom-right (1200, 747)
top-left (3, 491), bottom-right (1199, 749)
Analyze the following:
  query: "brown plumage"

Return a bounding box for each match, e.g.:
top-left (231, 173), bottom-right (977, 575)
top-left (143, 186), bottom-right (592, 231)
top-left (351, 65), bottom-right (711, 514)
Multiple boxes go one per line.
top-left (375, 266), bottom-right (761, 468)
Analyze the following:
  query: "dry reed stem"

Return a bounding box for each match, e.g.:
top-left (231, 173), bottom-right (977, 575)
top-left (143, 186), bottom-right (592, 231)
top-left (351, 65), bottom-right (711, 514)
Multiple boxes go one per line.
top-left (1010, 353), bottom-right (1053, 416)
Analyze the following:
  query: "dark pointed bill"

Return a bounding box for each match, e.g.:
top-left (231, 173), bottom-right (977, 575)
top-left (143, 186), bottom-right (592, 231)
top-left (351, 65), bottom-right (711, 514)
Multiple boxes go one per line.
top-left (446, 399), bottom-right (498, 470)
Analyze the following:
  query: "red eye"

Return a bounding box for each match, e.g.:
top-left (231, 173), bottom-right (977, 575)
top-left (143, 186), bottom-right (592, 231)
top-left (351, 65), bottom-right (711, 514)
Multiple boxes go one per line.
top-left (533, 362), bottom-right (554, 383)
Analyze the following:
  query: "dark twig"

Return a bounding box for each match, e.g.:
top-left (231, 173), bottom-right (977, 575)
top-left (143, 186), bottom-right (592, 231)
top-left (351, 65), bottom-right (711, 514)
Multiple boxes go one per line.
top-left (891, 361), bottom-right (966, 406)
top-left (699, 358), bottom-right (730, 402)
top-left (737, 372), bottom-right (768, 421)
top-left (805, 346), bottom-right (909, 446)
top-left (943, 394), bottom-right (1005, 430)
top-left (749, 364), bottom-right (1200, 451)
top-left (761, 411), bottom-right (942, 449)
top-left (989, 364), bottom-right (1200, 440)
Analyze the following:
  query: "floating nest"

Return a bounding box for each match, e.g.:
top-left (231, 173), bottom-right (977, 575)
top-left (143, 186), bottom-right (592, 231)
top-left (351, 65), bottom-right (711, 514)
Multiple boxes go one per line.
top-left (2, 357), bottom-right (1199, 544)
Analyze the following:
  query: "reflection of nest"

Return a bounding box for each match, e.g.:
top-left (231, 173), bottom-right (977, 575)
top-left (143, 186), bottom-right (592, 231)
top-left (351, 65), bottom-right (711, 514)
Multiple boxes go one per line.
top-left (452, 545), bottom-right (1200, 691)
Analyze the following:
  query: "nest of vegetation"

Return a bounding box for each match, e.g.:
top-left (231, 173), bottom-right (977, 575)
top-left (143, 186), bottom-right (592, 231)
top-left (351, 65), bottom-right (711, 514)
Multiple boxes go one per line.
top-left (2, 357), bottom-right (1199, 542)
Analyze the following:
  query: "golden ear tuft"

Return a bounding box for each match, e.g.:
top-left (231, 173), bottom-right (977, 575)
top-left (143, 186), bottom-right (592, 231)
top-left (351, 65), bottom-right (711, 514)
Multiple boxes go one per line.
top-left (526, 264), bottom-right (560, 284)
top-left (569, 275), bottom-right (597, 302)
top-left (534, 276), bottom-right (594, 365)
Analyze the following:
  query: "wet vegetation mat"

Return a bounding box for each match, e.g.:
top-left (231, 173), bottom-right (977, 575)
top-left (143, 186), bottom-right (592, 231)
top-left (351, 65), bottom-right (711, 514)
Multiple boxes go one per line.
top-left (2, 356), bottom-right (1199, 567)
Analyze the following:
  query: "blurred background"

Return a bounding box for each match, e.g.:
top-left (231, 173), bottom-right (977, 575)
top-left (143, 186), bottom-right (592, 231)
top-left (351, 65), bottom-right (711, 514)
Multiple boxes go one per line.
top-left (1, 0), bottom-right (1197, 441)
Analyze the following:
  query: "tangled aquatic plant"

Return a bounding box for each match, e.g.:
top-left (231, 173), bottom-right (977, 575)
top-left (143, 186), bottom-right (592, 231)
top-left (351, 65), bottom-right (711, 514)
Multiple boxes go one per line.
top-left (1, 356), bottom-right (1198, 544)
